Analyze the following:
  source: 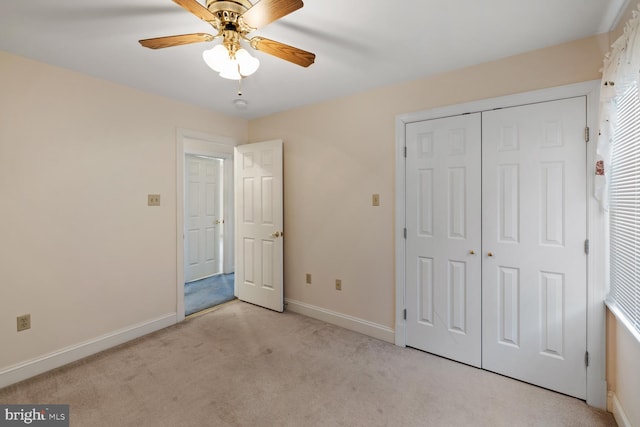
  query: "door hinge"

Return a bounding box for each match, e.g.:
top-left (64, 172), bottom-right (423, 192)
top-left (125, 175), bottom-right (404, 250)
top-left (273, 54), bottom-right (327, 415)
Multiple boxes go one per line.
top-left (584, 239), bottom-right (590, 255)
top-left (404, 146), bottom-right (407, 158)
top-left (403, 228), bottom-right (407, 239)
top-left (403, 309), bottom-right (407, 320)
top-left (585, 127), bottom-right (590, 143)
top-left (585, 351), bottom-right (590, 367)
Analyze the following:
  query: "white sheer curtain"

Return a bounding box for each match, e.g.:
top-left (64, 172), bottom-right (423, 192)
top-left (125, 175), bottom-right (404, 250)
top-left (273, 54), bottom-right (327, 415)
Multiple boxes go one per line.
top-left (597, 3), bottom-right (640, 207)
top-left (600, 3), bottom-right (640, 338)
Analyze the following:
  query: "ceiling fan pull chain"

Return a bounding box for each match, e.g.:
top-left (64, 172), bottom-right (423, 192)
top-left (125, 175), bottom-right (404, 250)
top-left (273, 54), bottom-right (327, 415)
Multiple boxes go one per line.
top-left (237, 78), bottom-right (243, 97)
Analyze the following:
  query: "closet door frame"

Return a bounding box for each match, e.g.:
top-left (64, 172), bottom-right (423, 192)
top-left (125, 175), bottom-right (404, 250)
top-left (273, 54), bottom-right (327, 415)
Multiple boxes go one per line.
top-left (394, 80), bottom-right (605, 408)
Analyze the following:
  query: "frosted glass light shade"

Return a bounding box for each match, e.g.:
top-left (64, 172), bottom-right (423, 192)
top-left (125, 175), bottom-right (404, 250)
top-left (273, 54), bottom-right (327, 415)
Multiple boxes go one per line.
top-left (219, 59), bottom-right (242, 80)
top-left (236, 49), bottom-right (260, 76)
top-left (203, 45), bottom-right (260, 80)
top-left (202, 45), bottom-right (228, 72)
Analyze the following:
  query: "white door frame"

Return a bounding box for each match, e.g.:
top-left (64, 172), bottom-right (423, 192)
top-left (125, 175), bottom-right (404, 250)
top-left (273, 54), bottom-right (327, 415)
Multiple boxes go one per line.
top-left (176, 128), bottom-right (237, 322)
top-left (394, 80), bottom-right (606, 408)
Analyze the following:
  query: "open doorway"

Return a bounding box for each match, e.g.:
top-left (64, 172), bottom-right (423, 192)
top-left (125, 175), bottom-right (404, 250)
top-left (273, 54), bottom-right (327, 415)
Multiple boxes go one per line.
top-left (176, 129), bottom-right (236, 321)
top-left (184, 155), bottom-right (224, 282)
top-left (184, 155), bottom-right (235, 315)
top-left (184, 273), bottom-right (235, 315)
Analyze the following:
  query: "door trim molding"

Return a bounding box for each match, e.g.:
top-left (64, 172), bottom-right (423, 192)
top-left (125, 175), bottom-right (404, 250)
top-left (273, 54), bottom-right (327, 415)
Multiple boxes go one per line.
top-left (176, 128), bottom-right (237, 323)
top-left (395, 80), bottom-right (605, 408)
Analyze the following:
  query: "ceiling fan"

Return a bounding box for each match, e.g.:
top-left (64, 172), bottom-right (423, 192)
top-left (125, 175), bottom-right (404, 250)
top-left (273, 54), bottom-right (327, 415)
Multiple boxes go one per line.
top-left (139, 0), bottom-right (316, 80)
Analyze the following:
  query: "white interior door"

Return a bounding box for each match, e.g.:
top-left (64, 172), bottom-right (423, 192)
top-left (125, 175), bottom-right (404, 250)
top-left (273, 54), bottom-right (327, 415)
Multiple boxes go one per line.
top-left (405, 113), bottom-right (482, 367)
top-left (234, 140), bottom-right (284, 312)
top-left (482, 97), bottom-right (587, 398)
top-left (185, 155), bottom-right (223, 282)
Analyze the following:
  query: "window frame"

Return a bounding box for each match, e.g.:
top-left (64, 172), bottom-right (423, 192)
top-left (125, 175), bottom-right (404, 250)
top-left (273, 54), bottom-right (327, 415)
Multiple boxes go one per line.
top-left (606, 81), bottom-right (640, 344)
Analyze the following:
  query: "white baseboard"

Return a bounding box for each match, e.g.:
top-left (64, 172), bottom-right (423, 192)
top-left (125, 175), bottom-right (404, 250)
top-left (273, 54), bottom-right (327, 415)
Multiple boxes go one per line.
top-left (0, 313), bottom-right (177, 389)
top-left (285, 299), bottom-right (395, 343)
top-left (608, 391), bottom-right (632, 427)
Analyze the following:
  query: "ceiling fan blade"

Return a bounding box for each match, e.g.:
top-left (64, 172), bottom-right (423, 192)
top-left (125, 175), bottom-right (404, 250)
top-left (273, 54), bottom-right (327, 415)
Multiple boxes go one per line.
top-left (241, 0), bottom-right (303, 30)
top-left (251, 37), bottom-right (315, 67)
top-left (139, 33), bottom-right (215, 49)
top-left (172, 0), bottom-right (217, 22)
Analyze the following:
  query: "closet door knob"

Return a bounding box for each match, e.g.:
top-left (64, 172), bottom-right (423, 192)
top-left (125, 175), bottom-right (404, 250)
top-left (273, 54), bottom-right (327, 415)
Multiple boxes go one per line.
top-left (488, 252), bottom-right (494, 257)
top-left (469, 250), bottom-right (476, 255)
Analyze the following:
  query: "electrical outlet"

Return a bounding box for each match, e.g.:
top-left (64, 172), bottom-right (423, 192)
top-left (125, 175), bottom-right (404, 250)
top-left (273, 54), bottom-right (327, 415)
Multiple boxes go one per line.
top-left (335, 279), bottom-right (342, 291)
top-left (148, 194), bottom-right (161, 206)
top-left (306, 273), bottom-right (312, 284)
top-left (372, 194), bottom-right (380, 206)
top-left (17, 314), bottom-right (30, 332)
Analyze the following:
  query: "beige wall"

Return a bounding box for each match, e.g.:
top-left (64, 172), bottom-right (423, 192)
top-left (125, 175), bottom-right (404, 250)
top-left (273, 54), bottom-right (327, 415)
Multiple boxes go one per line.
top-left (0, 51), bottom-right (247, 370)
top-left (607, 310), bottom-right (640, 425)
top-left (249, 34), bottom-right (609, 330)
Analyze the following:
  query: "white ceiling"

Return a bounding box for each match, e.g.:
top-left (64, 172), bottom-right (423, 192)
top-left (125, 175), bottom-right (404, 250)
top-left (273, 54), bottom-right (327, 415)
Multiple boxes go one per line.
top-left (0, 0), bottom-right (628, 119)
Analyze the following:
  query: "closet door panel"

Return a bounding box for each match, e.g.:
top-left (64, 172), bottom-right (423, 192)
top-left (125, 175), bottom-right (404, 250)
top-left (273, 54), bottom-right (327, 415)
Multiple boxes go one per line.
top-left (481, 96), bottom-right (587, 399)
top-left (406, 113), bottom-right (482, 367)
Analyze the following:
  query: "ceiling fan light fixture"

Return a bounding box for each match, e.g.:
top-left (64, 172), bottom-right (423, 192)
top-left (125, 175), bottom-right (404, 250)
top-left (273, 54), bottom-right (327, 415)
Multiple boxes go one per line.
top-left (139, 0), bottom-right (316, 77)
top-left (203, 44), bottom-right (259, 80)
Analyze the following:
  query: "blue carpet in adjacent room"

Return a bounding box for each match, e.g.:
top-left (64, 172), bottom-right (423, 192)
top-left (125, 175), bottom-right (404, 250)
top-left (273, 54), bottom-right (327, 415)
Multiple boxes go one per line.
top-left (185, 273), bottom-right (235, 316)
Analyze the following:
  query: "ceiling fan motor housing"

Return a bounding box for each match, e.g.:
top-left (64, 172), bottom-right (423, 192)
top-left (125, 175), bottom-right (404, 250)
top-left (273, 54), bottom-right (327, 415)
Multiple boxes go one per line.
top-left (206, 0), bottom-right (252, 12)
top-left (206, 0), bottom-right (254, 34)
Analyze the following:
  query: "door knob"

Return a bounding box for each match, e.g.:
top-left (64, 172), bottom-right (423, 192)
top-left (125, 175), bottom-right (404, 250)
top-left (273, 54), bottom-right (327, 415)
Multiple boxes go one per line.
top-left (469, 250), bottom-right (476, 255)
top-left (488, 252), bottom-right (494, 257)
top-left (271, 231), bottom-right (282, 238)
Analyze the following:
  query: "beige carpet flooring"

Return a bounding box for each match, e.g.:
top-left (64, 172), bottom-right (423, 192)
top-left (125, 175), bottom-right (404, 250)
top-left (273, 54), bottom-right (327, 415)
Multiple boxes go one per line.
top-left (0, 301), bottom-right (616, 427)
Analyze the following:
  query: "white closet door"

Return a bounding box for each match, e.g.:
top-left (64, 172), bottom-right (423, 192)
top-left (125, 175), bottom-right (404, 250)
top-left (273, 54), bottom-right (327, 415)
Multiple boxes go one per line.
top-left (482, 97), bottom-right (587, 398)
top-left (185, 155), bottom-right (223, 282)
top-left (406, 113), bottom-right (482, 367)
